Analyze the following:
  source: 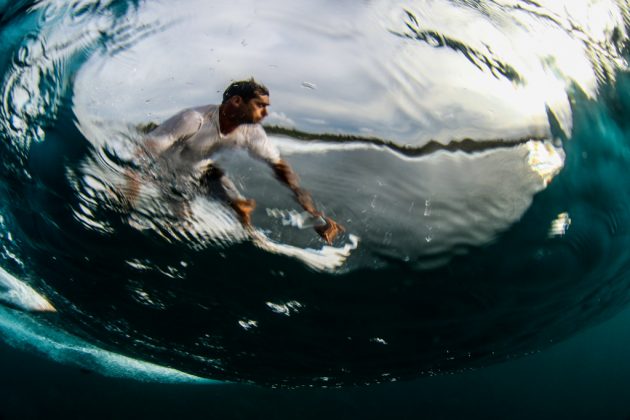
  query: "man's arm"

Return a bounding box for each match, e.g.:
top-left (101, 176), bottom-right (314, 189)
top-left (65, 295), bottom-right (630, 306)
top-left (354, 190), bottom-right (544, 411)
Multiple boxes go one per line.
top-left (144, 108), bottom-right (204, 155)
top-left (245, 126), bottom-right (344, 243)
top-left (272, 160), bottom-right (319, 216)
top-left (271, 159), bottom-right (344, 244)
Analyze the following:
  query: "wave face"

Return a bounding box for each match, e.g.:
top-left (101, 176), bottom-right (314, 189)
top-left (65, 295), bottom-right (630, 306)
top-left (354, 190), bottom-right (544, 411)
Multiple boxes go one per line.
top-left (0, 0), bottom-right (629, 386)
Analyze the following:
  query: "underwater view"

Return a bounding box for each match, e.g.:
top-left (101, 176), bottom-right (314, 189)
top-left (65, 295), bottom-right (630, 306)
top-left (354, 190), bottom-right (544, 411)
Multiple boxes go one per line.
top-left (1, 0), bottom-right (630, 416)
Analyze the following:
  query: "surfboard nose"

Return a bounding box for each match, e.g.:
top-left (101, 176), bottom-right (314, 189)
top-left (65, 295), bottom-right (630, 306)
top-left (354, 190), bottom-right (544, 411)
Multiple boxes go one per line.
top-left (0, 267), bottom-right (56, 313)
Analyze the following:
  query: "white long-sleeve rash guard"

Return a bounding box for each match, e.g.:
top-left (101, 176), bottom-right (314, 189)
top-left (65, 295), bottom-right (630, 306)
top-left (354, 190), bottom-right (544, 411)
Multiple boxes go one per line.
top-left (145, 104), bottom-right (281, 172)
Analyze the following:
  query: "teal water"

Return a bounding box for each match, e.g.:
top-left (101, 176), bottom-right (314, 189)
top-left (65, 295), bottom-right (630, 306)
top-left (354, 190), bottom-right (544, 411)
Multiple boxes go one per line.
top-left (3, 306), bottom-right (630, 418)
top-left (1, 0), bottom-right (630, 413)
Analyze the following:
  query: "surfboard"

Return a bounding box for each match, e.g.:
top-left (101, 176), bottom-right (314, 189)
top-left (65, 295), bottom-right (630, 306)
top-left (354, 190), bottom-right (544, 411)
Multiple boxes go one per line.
top-left (174, 198), bottom-right (359, 272)
top-left (247, 226), bottom-right (359, 273)
top-left (0, 267), bottom-right (56, 312)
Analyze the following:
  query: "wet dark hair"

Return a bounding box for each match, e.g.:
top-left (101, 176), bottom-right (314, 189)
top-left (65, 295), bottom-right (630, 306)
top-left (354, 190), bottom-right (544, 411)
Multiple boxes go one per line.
top-left (222, 78), bottom-right (269, 104)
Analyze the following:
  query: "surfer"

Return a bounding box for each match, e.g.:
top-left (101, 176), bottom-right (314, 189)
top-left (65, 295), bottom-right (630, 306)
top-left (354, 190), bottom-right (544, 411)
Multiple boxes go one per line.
top-left (129, 78), bottom-right (343, 244)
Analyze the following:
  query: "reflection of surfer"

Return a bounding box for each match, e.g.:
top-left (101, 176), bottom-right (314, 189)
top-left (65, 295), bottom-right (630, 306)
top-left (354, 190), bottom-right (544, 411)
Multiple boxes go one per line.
top-left (129, 78), bottom-right (343, 244)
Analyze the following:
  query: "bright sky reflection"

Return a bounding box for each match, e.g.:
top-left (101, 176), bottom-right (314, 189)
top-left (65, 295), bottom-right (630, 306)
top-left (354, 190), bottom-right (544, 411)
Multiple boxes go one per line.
top-left (73, 0), bottom-right (628, 146)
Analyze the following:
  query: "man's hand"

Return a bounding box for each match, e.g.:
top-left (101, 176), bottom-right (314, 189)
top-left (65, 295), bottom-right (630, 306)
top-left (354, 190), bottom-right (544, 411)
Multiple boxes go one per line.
top-left (231, 198), bottom-right (256, 226)
top-left (315, 216), bottom-right (345, 245)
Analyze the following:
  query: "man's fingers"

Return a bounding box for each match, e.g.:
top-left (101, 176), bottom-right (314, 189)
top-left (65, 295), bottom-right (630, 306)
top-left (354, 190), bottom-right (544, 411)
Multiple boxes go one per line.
top-left (315, 217), bottom-right (344, 244)
top-left (332, 218), bottom-right (345, 233)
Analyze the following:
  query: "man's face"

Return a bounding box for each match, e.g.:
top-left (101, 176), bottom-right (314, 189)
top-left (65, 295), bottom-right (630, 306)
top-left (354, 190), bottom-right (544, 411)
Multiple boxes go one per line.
top-left (243, 94), bottom-right (270, 124)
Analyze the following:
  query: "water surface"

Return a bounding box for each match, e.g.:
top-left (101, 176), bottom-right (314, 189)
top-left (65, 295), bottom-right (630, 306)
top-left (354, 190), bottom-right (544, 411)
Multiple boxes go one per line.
top-left (0, 0), bottom-right (629, 388)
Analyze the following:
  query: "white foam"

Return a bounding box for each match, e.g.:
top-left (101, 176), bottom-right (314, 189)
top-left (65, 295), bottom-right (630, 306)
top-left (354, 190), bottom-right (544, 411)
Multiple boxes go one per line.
top-left (0, 305), bottom-right (219, 384)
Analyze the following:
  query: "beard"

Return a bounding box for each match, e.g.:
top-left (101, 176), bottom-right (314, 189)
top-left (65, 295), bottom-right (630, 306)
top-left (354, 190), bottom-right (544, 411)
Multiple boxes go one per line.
top-left (239, 110), bottom-right (256, 124)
